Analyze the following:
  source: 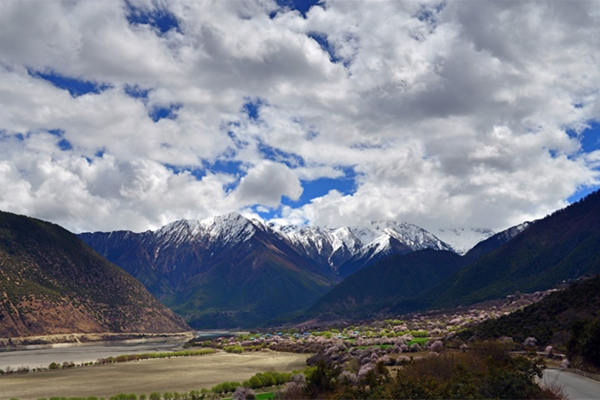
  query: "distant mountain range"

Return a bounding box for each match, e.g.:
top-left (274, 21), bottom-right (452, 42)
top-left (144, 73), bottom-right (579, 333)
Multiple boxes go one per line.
top-left (270, 220), bottom-right (452, 276)
top-left (6, 189), bottom-right (599, 335)
top-left (0, 211), bottom-right (189, 337)
top-left (308, 222), bottom-right (527, 320)
top-left (433, 191), bottom-right (600, 308)
top-left (80, 213), bottom-right (451, 328)
top-left (310, 190), bottom-right (600, 320)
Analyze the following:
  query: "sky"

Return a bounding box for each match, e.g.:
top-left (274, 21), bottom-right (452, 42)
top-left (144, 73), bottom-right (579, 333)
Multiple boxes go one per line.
top-left (0, 0), bottom-right (600, 235)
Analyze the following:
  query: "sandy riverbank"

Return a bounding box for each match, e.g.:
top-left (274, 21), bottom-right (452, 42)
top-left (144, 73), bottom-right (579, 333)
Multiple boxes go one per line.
top-left (0, 331), bottom-right (194, 350)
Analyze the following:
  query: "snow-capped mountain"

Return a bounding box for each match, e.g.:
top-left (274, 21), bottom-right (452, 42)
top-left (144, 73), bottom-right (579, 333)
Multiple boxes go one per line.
top-left (80, 212), bottom-right (453, 328)
top-left (432, 227), bottom-right (496, 255)
top-left (271, 220), bottom-right (452, 275)
top-left (153, 213), bottom-right (262, 249)
top-left (83, 212), bottom-right (453, 279)
top-left (126, 212), bottom-right (453, 276)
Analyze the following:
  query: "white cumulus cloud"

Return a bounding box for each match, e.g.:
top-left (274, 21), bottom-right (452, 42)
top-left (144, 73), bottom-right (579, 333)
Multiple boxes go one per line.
top-left (0, 0), bottom-right (598, 236)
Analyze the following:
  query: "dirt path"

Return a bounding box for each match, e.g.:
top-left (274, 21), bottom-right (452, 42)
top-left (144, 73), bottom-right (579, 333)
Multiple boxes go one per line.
top-left (0, 351), bottom-right (309, 400)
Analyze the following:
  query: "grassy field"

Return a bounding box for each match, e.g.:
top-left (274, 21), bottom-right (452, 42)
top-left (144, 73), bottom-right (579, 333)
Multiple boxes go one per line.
top-left (407, 337), bottom-right (429, 346)
top-left (223, 392), bottom-right (274, 400)
top-left (0, 351), bottom-right (309, 400)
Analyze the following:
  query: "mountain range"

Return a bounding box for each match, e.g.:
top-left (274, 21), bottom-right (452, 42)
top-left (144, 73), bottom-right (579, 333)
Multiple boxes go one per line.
top-left (433, 190), bottom-right (600, 308)
top-left (308, 221), bottom-right (528, 320)
top-left (80, 214), bottom-right (451, 328)
top-left (0, 211), bottom-right (189, 337)
top-left (310, 191), bottom-right (600, 320)
top-left (4, 189), bottom-right (600, 335)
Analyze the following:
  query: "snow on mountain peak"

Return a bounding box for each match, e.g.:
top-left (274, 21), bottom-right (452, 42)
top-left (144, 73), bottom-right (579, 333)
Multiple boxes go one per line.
top-left (152, 213), bottom-right (454, 273)
top-left (200, 212), bottom-right (258, 245)
top-left (433, 227), bottom-right (496, 255)
top-left (154, 212), bottom-right (259, 247)
top-left (268, 218), bottom-right (451, 269)
top-left (155, 219), bottom-right (203, 244)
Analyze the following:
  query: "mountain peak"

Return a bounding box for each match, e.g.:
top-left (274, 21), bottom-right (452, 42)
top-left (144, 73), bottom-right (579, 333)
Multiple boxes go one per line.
top-left (433, 226), bottom-right (496, 254)
top-left (201, 212), bottom-right (258, 245)
top-left (201, 211), bottom-right (247, 226)
top-left (154, 212), bottom-right (259, 248)
top-left (155, 219), bottom-right (203, 244)
top-left (269, 219), bottom-right (451, 275)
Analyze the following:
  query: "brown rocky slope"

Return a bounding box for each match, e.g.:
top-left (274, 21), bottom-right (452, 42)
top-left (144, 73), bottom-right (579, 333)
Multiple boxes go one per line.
top-left (0, 210), bottom-right (189, 337)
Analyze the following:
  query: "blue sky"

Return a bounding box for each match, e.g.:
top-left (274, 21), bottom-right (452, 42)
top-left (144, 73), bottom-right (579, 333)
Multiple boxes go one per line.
top-left (1, 0), bottom-right (599, 243)
top-left (27, 61), bottom-right (599, 218)
top-left (568, 122), bottom-right (600, 202)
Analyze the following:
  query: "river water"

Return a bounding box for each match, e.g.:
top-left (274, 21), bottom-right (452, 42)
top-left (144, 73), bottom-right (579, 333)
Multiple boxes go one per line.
top-left (0, 331), bottom-right (238, 371)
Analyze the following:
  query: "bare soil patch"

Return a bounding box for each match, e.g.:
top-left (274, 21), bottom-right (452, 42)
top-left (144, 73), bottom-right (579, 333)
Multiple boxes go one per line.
top-left (0, 350), bottom-right (309, 400)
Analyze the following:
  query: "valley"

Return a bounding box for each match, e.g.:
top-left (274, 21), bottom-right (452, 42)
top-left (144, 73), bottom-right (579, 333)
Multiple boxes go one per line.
top-left (79, 213), bottom-right (453, 328)
top-left (2, 1), bottom-right (599, 398)
top-left (2, 191), bottom-right (600, 399)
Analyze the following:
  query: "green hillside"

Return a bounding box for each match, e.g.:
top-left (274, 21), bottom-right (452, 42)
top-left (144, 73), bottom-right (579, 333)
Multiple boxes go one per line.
top-left (434, 191), bottom-right (600, 308)
top-left (466, 275), bottom-right (600, 347)
top-left (309, 250), bottom-right (463, 319)
top-left (167, 245), bottom-right (333, 328)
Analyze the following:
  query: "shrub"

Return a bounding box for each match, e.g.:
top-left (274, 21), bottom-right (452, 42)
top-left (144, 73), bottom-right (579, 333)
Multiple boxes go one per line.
top-left (233, 387), bottom-right (256, 400)
top-left (305, 360), bottom-right (339, 397)
top-left (243, 371), bottom-right (292, 389)
top-left (110, 395), bottom-right (137, 400)
top-left (568, 319), bottom-right (600, 368)
top-left (223, 345), bottom-right (244, 353)
top-left (430, 340), bottom-right (444, 353)
top-left (212, 381), bottom-right (241, 393)
top-left (301, 341), bottom-right (560, 399)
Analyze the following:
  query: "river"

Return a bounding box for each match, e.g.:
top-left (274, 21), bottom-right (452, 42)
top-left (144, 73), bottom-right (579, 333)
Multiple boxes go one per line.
top-left (0, 331), bottom-right (239, 371)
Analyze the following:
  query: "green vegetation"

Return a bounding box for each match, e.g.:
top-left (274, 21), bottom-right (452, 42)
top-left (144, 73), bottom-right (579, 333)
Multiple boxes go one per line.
top-left (211, 381), bottom-right (241, 393)
top-left (309, 250), bottom-right (464, 319)
top-left (356, 344), bottom-right (394, 350)
top-left (295, 342), bottom-right (560, 399)
top-left (465, 274), bottom-right (600, 353)
top-left (82, 224), bottom-right (335, 330)
top-left (384, 319), bottom-right (403, 325)
top-left (243, 371), bottom-right (291, 389)
top-left (222, 345), bottom-right (244, 353)
top-left (434, 190), bottom-right (600, 309)
top-left (1, 349), bottom-right (218, 376)
top-left (568, 319), bottom-right (600, 370)
top-left (36, 398), bottom-right (106, 400)
top-left (221, 392), bottom-right (274, 400)
top-left (211, 370), bottom-right (293, 394)
top-left (407, 337), bottom-right (429, 346)
top-left (99, 349), bottom-right (217, 364)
